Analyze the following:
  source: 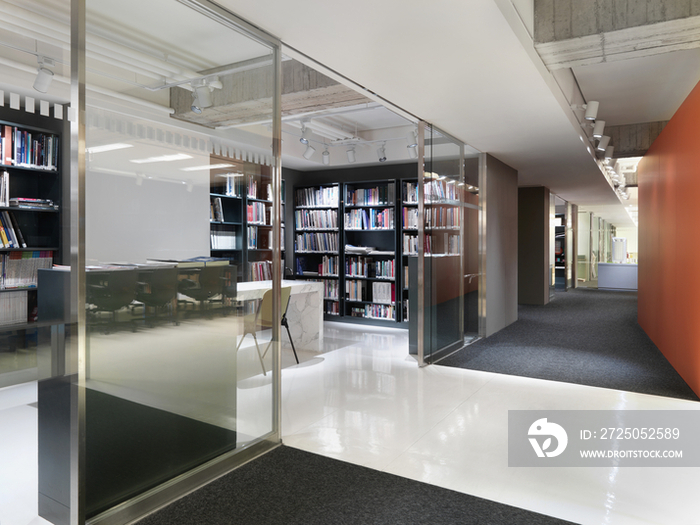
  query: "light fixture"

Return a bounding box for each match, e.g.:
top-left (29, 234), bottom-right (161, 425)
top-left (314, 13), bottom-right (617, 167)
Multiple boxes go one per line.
top-left (87, 143), bottom-right (133, 154)
top-left (181, 163), bottom-right (233, 171)
top-left (597, 135), bottom-right (610, 151)
top-left (130, 153), bottom-right (193, 164)
top-left (377, 143), bottom-right (387, 163)
top-left (346, 148), bottom-right (356, 163)
top-left (33, 57), bottom-right (54, 93)
top-left (592, 119), bottom-right (606, 138)
top-left (408, 146), bottom-right (418, 159)
top-left (303, 144), bottom-right (316, 160)
top-left (406, 130), bottom-right (417, 148)
top-left (190, 79), bottom-right (216, 113)
top-left (604, 145), bottom-right (614, 160)
top-left (322, 146), bottom-right (330, 165)
top-left (300, 125), bottom-right (310, 145)
top-left (584, 101), bottom-right (599, 121)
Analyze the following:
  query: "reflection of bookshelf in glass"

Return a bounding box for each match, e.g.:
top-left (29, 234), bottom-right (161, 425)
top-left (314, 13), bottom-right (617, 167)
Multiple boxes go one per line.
top-left (293, 183), bottom-right (340, 317)
top-left (0, 118), bottom-right (61, 328)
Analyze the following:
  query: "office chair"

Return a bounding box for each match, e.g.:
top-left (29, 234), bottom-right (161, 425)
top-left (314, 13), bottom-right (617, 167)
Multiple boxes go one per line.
top-left (86, 269), bottom-right (138, 332)
top-left (234, 286), bottom-right (299, 375)
top-left (177, 265), bottom-right (226, 315)
top-left (134, 266), bottom-right (179, 326)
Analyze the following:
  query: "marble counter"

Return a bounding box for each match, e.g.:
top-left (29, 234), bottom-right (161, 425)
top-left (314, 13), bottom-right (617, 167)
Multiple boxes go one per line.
top-left (236, 280), bottom-right (324, 351)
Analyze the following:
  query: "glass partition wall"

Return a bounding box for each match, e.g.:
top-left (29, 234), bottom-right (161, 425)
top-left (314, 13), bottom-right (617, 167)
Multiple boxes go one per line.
top-left (38, 1), bottom-right (283, 523)
top-left (418, 126), bottom-right (480, 364)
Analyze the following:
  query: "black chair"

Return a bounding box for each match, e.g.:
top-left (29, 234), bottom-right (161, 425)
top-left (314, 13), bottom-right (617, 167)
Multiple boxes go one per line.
top-left (86, 269), bottom-right (138, 332)
top-left (178, 265), bottom-right (226, 315)
top-left (134, 266), bottom-right (179, 326)
top-left (235, 286), bottom-right (298, 375)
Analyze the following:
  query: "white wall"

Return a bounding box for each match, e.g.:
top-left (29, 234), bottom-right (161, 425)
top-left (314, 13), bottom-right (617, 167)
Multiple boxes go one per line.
top-left (615, 226), bottom-right (639, 253)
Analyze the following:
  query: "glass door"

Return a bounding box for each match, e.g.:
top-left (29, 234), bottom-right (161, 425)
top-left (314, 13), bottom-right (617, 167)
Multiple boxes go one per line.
top-left (420, 125), bottom-right (467, 363)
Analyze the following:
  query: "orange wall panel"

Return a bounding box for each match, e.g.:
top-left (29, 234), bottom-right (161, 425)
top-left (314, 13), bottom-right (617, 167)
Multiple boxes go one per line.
top-left (639, 79), bottom-right (700, 396)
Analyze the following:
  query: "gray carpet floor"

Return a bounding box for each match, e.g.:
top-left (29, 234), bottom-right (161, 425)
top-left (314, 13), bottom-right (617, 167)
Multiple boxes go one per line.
top-left (439, 289), bottom-right (698, 401)
top-left (136, 445), bottom-right (575, 525)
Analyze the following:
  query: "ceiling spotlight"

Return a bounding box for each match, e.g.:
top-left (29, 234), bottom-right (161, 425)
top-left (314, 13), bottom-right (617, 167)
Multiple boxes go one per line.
top-left (33, 57), bottom-right (54, 93)
top-left (408, 146), bottom-right (418, 159)
top-left (191, 92), bottom-right (202, 114)
top-left (377, 143), bottom-right (387, 163)
top-left (406, 130), bottom-right (418, 148)
top-left (194, 84), bottom-right (213, 108)
top-left (597, 135), bottom-right (611, 151)
top-left (604, 145), bottom-right (614, 160)
top-left (346, 148), bottom-right (356, 163)
top-left (303, 144), bottom-right (316, 160)
top-left (322, 147), bottom-right (330, 165)
top-left (584, 101), bottom-right (599, 121)
top-left (592, 120), bottom-right (606, 138)
top-left (300, 125), bottom-right (311, 145)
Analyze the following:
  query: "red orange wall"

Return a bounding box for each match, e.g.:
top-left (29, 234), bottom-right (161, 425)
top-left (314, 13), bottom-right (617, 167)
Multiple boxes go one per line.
top-left (638, 79), bottom-right (700, 396)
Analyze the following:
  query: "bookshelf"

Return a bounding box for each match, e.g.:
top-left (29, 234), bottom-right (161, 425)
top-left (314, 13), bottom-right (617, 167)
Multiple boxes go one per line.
top-left (0, 119), bottom-right (62, 328)
top-left (400, 179), bottom-right (418, 323)
top-left (342, 180), bottom-right (398, 323)
top-left (210, 160), bottom-right (283, 282)
top-left (293, 183), bottom-right (340, 317)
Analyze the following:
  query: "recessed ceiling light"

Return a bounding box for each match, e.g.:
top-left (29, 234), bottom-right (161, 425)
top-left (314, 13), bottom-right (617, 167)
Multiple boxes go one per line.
top-left (181, 163), bottom-right (234, 171)
top-left (130, 153), bottom-right (192, 164)
top-left (87, 143), bottom-right (133, 154)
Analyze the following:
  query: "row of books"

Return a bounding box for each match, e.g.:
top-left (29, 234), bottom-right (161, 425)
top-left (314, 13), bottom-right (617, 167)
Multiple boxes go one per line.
top-left (345, 185), bottom-right (395, 206)
top-left (345, 256), bottom-right (395, 279)
top-left (1, 125), bottom-right (59, 170)
top-left (403, 182), bottom-right (418, 204)
top-left (0, 289), bottom-right (27, 326)
top-left (295, 232), bottom-right (338, 253)
top-left (402, 208), bottom-right (418, 229)
top-left (247, 201), bottom-right (269, 224)
top-left (319, 254), bottom-right (338, 276)
top-left (350, 304), bottom-right (395, 320)
top-left (344, 208), bottom-right (394, 230)
top-left (403, 233), bottom-right (418, 255)
top-left (296, 185), bottom-right (338, 207)
top-left (294, 209), bottom-right (338, 229)
top-left (325, 301), bottom-right (339, 315)
top-left (322, 279), bottom-right (339, 300)
top-left (426, 206), bottom-right (460, 228)
top-left (425, 179), bottom-right (459, 202)
top-left (249, 260), bottom-right (273, 281)
top-left (211, 230), bottom-right (237, 250)
top-left (0, 251), bottom-right (54, 289)
top-left (0, 210), bottom-right (27, 248)
top-left (424, 233), bottom-right (461, 255)
top-left (248, 225), bottom-right (273, 249)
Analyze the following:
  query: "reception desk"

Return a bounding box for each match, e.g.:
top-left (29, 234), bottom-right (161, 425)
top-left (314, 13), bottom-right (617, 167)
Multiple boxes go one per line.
top-left (598, 263), bottom-right (638, 291)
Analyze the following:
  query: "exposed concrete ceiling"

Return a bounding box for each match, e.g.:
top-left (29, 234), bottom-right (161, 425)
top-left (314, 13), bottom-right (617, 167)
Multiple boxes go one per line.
top-left (217, 0), bottom-right (645, 227)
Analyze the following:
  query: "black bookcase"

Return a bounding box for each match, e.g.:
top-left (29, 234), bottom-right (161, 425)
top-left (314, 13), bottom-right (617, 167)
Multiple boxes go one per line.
top-left (0, 115), bottom-right (63, 329)
top-left (293, 183), bottom-right (340, 318)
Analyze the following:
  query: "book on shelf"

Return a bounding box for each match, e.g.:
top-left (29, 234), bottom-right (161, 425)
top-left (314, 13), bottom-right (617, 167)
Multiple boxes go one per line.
top-left (294, 208), bottom-right (338, 229)
top-left (247, 176), bottom-right (258, 199)
top-left (295, 232), bottom-right (338, 252)
top-left (210, 230), bottom-right (236, 250)
top-left (344, 208), bottom-right (394, 230)
top-left (295, 185), bottom-right (338, 207)
top-left (0, 171), bottom-right (8, 206)
top-left (345, 185), bottom-right (395, 206)
top-left (249, 260), bottom-right (272, 281)
top-left (0, 250), bottom-right (54, 289)
top-left (0, 125), bottom-right (59, 170)
top-left (372, 282), bottom-right (395, 304)
top-left (210, 197), bottom-right (224, 222)
top-left (8, 197), bottom-right (57, 209)
top-left (404, 181), bottom-right (418, 204)
top-left (0, 289), bottom-right (28, 326)
top-left (247, 201), bottom-right (267, 224)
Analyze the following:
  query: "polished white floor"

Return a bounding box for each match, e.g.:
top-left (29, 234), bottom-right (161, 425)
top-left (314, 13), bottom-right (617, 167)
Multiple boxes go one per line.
top-left (3, 320), bottom-right (700, 525)
top-left (282, 322), bottom-right (700, 525)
